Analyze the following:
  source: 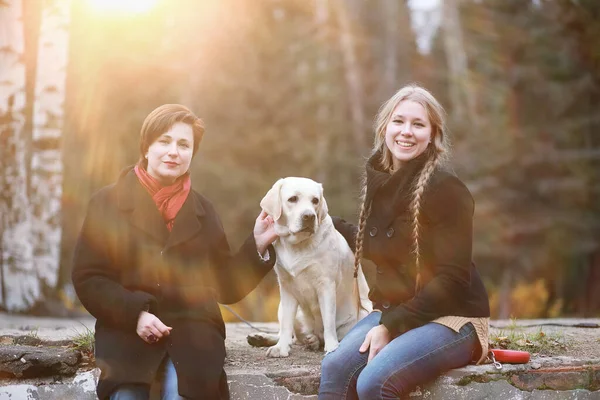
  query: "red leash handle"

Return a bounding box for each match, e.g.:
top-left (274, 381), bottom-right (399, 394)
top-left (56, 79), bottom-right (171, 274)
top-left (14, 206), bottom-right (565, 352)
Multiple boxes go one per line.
top-left (490, 349), bottom-right (530, 364)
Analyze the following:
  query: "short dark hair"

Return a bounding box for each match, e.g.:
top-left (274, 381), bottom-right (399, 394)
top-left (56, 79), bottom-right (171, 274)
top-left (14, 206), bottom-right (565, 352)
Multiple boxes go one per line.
top-left (139, 104), bottom-right (205, 166)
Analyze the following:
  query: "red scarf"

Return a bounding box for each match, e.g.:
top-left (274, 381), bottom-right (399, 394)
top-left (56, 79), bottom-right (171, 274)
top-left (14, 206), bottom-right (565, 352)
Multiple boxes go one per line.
top-left (134, 165), bottom-right (191, 231)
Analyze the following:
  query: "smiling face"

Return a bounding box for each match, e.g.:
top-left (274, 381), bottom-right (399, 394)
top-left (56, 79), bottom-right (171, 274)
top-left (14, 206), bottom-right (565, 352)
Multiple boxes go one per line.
top-left (145, 122), bottom-right (194, 185)
top-left (384, 100), bottom-right (432, 171)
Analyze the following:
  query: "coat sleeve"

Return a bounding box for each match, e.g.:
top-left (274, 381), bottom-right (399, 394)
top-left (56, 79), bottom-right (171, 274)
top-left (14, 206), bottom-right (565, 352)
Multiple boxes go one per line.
top-left (331, 216), bottom-right (358, 253)
top-left (71, 192), bottom-right (157, 331)
top-left (379, 176), bottom-right (475, 336)
top-left (206, 207), bottom-right (276, 305)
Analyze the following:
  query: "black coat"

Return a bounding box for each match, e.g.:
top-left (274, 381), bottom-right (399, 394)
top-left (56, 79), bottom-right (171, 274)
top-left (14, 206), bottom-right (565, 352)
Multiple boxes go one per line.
top-left (72, 167), bottom-right (275, 399)
top-left (334, 151), bottom-right (490, 337)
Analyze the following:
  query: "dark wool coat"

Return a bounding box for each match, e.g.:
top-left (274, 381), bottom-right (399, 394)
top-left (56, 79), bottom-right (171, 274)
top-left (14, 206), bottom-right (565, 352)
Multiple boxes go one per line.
top-left (334, 151), bottom-right (490, 337)
top-left (72, 167), bottom-right (275, 399)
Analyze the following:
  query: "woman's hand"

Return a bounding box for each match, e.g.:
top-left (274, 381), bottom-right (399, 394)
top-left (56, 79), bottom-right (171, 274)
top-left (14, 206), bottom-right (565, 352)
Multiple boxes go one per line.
top-left (136, 311), bottom-right (172, 344)
top-left (254, 210), bottom-right (278, 255)
top-left (359, 324), bottom-right (392, 363)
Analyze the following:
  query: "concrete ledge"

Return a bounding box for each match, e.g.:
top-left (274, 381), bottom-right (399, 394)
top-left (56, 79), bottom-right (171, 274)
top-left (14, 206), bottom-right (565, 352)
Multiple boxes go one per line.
top-left (0, 369), bottom-right (99, 400)
top-left (413, 361), bottom-right (600, 399)
top-left (228, 373), bottom-right (317, 400)
top-left (0, 344), bottom-right (81, 378)
top-left (2, 362), bottom-right (599, 400)
top-left (0, 317), bottom-right (599, 399)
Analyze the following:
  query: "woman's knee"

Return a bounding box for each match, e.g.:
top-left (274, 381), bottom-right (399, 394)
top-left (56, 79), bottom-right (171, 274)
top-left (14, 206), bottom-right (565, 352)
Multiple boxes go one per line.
top-left (320, 350), bottom-right (343, 378)
top-left (356, 360), bottom-right (408, 400)
top-left (356, 370), bottom-right (404, 400)
top-left (321, 343), bottom-right (365, 381)
top-left (356, 373), bottom-right (376, 400)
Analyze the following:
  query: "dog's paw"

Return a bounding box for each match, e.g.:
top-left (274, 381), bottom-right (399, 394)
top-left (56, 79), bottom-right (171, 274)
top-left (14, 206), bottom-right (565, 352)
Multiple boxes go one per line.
top-left (324, 340), bottom-right (339, 354)
top-left (247, 333), bottom-right (271, 347)
top-left (266, 344), bottom-right (290, 358)
top-left (303, 334), bottom-right (320, 351)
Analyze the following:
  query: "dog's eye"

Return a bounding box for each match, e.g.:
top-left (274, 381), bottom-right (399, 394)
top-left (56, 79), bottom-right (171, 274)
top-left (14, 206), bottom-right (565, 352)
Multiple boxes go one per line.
top-left (288, 196), bottom-right (298, 203)
top-left (312, 198), bottom-right (319, 205)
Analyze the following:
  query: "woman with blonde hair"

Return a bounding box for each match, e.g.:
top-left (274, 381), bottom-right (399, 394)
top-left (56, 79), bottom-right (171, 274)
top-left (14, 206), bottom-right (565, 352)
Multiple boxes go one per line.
top-left (318, 85), bottom-right (490, 399)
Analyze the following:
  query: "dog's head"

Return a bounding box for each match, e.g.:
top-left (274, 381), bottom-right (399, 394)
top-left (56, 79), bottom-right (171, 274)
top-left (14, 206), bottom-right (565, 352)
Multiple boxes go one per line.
top-left (260, 177), bottom-right (329, 243)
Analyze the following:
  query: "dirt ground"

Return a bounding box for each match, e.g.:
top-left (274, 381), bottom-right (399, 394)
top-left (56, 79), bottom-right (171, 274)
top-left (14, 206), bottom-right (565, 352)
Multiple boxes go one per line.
top-left (224, 320), bottom-right (600, 374)
top-left (225, 323), bottom-right (323, 375)
top-left (1, 314), bottom-right (598, 374)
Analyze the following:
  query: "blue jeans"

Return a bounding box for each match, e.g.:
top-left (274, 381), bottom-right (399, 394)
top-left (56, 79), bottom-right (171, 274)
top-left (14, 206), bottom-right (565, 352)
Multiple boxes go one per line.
top-left (319, 312), bottom-right (478, 400)
top-left (110, 357), bottom-right (185, 400)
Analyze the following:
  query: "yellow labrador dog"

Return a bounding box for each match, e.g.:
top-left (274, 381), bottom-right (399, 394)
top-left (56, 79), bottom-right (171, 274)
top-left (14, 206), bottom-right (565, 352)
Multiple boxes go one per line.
top-left (248, 177), bottom-right (372, 357)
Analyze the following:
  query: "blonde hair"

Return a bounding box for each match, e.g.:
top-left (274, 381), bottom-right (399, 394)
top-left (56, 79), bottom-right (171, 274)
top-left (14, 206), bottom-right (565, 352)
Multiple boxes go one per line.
top-left (354, 84), bottom-right (450, 293)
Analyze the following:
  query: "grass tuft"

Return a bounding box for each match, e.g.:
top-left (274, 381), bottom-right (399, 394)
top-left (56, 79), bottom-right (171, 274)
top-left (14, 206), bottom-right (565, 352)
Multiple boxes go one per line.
top-left (13, 329), bottom-right (42, 346)
top-left (70, 325), bottom-right (95, 355)
top-left (490, 324), bottom-right (568, 355)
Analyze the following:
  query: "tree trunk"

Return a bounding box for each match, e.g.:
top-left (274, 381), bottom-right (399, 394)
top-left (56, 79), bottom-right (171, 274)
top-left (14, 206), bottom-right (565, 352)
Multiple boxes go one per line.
top-left (379, 0), bottom-right (415, 102)
top-left (314, 0), bottom-right (331, 183)
top-left (441, 0), bottom-right (478, 127)
top-left (0, 0), bottom-right (36, 311)
top-left (30, 0), bottom-right (71, 298)
top-left (497, 267), bottom-right (513, 319)
top-left (382, 0), bottom-right (399, 93)
top-left (334, 0), bottom-right (368, 156)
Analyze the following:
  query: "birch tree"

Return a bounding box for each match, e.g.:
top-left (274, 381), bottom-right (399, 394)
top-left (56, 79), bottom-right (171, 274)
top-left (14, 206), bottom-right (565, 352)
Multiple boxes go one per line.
top-left (0, 0), bottom-right (35, 311)
top-left (30, 0), bottom-right (71, 300)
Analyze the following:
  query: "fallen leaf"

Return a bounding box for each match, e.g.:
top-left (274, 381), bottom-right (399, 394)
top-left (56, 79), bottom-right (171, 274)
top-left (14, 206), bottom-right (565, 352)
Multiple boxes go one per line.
top-left (0, 337), bottom-right (15, 345)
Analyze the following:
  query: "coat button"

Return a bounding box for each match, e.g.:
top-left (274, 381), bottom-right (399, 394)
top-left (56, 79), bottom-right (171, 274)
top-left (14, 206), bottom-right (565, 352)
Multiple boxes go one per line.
top-left (376, 267), bottom-right (384, 275)
top-left (369, 227), bottom-right (378, 237)
top-left (382, 301), bottom-right (390, 309)
top-left (386, 227), bottom-right (395, 238)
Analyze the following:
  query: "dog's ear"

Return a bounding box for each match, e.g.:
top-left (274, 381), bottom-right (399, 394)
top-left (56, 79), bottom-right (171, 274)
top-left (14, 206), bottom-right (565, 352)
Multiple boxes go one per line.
top-left (260, 179), bottom-right (284, 221)
top-left (317, 183), bottom-right (329, 223)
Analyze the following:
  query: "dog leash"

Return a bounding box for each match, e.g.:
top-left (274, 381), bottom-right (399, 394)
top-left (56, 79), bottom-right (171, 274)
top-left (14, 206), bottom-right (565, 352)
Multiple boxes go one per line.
top-left (488, 349), bottom-right (530, 370)
top-left (221, 304), bottom-right (278, 334)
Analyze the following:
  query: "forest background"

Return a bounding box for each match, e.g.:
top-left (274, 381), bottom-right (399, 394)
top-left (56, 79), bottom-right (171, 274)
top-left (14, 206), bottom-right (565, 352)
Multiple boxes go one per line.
top-left (1, 0), bottom-right (599, 321)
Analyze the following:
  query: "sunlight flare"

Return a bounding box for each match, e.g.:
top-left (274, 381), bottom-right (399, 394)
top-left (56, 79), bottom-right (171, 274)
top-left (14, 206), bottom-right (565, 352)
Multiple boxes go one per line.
top-left (86, 0), bottom-right (158, 14)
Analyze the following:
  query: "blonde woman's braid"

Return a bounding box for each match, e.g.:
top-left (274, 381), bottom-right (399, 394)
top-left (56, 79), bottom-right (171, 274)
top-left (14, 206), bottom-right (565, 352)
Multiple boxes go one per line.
top-left (409, 155), bottom-right (439, 293)
top-left (352, 183), bottom-right (371, 318)
top-left (354, 184), bottom-right (371, 278)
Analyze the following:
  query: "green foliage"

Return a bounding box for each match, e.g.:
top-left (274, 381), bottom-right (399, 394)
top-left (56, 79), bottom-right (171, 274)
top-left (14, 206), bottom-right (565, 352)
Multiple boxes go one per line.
top-left (60, 0), bottom-right (418, 321)
top-left (54, 0), bottom-right (600, 319)
top-left (26, 329), bottom-right (39, 339)
top-left (448, 0), bottom-right (600, 316)
top-left (70, 326), bottom-right (95, 355)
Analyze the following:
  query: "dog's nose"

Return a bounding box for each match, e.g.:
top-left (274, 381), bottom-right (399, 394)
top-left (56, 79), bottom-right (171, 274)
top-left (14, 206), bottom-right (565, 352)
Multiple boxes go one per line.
top-left (302, 213), bottom-right (316, 223)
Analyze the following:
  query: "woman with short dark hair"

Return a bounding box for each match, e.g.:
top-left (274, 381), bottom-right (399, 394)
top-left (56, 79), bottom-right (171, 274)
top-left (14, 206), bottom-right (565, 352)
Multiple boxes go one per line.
top-left (72, 104), bottom-right (277, 400)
